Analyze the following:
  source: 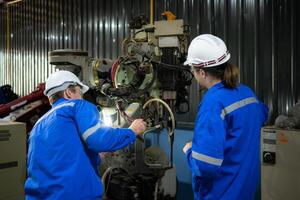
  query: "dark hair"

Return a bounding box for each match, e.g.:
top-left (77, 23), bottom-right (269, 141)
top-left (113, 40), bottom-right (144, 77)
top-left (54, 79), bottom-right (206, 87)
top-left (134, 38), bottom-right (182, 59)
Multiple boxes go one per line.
top-left (201, 63), bottom-right (239, 88)
top-left (49, 85), bottom-right (78, 103)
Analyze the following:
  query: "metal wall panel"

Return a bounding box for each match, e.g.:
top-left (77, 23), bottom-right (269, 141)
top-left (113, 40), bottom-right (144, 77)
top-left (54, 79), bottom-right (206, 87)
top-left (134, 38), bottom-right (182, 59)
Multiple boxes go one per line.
top-left (0, 0), bottom-right (299, 123)
top-left (0, 6), bottom-right (4, 86)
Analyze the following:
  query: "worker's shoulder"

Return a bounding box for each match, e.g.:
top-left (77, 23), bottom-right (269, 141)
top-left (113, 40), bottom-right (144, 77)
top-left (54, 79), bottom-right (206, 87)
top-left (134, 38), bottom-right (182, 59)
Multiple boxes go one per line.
top-left (66, 98), bottom-right (91, 105)
top-left (68, 98), bottom-right (97, 109)
top-left (214, 83), bottom-right (255, 97)
top-left (204, 84), bottom-right (256, 108)
top-left (237, 83), bottom-right (255, 93)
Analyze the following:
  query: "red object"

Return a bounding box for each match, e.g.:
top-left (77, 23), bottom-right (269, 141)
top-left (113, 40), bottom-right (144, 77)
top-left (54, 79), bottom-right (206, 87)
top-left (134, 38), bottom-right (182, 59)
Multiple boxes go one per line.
top-left (0, 83), bottom-right (48, 118)
top-left (0, 83), bottom-right (51, 132)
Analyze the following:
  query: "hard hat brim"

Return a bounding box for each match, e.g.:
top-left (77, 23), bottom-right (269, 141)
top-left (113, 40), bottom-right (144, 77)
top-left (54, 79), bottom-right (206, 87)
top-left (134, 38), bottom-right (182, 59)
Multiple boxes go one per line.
top-left (78, 83), bottom-right (89, 94)
top-left (44, 81), bottom-right (89, 97)
top-left (184, 53), bottom-right (230, 68)
top-left (183, 60), bottom-right (190, 66)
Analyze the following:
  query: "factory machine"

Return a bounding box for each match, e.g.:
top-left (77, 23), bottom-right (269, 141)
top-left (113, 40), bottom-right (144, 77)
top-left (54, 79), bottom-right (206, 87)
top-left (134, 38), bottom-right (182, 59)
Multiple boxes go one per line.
top-left (261, 127), bottom-right (300, 200)
top-left (0, 121), bottom-right (26, 200)
top-left (48, 15), bottom-right (192, 200)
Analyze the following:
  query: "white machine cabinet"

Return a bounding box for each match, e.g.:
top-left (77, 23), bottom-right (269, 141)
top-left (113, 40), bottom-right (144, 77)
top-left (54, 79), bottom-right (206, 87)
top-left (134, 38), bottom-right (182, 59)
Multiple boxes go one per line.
top-left (0, 121), bottom-right (26, 200)
top-left (261, 126), bottom-right (300, 200)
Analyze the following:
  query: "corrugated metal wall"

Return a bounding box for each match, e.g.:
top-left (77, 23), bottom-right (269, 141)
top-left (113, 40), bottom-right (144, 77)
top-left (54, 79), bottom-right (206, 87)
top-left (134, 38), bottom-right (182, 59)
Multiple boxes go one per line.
top-left (0, 0), bottom-right (299, 123)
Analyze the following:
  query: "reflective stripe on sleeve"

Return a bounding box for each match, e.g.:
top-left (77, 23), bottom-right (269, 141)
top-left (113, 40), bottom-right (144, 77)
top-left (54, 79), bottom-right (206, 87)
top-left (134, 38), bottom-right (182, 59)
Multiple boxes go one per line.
top-left (36, 102), bottom-right (75, 125)
top-left (82, 122), bottom-right (104, 141)
top-left (192, 151), bottom-right (223, 166)
top-left (220, 97), bottom-right (258, 119)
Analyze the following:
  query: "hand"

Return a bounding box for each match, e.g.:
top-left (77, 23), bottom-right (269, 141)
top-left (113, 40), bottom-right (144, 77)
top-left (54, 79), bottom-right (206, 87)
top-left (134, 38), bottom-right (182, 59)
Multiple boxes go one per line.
top-left (129, 119), bottom-right (147, 136)
top-left (183, 142), bottom-right (192, 154)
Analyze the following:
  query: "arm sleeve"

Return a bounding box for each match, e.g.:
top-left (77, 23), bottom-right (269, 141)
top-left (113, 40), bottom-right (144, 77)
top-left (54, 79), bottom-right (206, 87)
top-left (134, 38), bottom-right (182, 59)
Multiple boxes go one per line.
top-left (73, 100), bottom-right (136, 152)
top-left (185, 101), bottom-right (225, 178)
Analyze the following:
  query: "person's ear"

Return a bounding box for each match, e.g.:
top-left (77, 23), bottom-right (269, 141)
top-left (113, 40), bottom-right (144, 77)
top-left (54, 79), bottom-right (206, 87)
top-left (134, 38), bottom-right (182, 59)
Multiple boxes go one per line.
top-left (48, 97), bottom-right (54, 105)
top-left (199, 69), bottom-right (206, 77)
top-left (64, 88), bottom-right (73, 99)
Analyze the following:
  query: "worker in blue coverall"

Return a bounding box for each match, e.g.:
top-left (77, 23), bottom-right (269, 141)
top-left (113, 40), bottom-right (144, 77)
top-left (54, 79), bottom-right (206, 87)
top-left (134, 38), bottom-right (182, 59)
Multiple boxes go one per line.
top-left (182, 34), bottom-right (268, 200)
top-left (25, 70), bottom-right (147, 199)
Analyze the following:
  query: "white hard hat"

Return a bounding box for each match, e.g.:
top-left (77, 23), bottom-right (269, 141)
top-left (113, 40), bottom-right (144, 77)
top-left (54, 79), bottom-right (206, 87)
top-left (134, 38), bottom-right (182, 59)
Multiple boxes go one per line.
top-left (44, 70), bottom-right (89, 97)
top-left (184, 34), bottom-right (230, 68)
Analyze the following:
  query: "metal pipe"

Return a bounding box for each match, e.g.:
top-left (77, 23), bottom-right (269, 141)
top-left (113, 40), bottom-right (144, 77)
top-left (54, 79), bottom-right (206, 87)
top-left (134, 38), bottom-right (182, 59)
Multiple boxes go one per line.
top-left (5, 0), bottom-right (23, 85)
top-left (6, 3), bottom-right (11, 83)
top-left (150, 0), bottom-right (154, 25)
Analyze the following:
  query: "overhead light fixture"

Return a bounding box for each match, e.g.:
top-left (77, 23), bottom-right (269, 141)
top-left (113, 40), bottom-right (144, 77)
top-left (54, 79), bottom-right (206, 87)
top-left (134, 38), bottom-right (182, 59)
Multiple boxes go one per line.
top-left (5, 0), bottom-right (23, 5)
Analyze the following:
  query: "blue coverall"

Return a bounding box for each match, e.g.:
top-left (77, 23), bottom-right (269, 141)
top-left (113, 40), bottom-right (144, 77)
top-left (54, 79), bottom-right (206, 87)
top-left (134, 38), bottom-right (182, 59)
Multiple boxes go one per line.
top-left (186, 82), bottom-right (268, 200)
top-left (25, 98), bottom-right (136, 199)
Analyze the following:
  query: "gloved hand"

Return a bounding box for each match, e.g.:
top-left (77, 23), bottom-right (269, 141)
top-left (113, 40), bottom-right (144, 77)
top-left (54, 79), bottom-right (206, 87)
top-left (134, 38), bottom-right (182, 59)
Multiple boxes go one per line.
top-left (129, 119), bottom-right (147, 135)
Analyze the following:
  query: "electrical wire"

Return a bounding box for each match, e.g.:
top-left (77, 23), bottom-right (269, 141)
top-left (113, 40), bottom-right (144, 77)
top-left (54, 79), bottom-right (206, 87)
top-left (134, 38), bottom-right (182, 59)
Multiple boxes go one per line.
top-left (142, 98), bottom-right (175, 137)
top-left (153, 60), bottom-right (194, 79)
top-left (142, 98), bottom-right (175, 168)
top-left (116, 101), bottom-right (134, 123)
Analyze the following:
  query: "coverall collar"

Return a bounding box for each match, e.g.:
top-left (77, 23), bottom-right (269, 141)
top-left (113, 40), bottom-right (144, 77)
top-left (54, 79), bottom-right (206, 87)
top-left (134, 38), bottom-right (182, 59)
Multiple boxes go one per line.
top-left (198, 81), bottom-right (224, 110)
top-left (52, 98), bottom-right (68, 107)
top-left (207, 81), bottom-right (224, 93)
